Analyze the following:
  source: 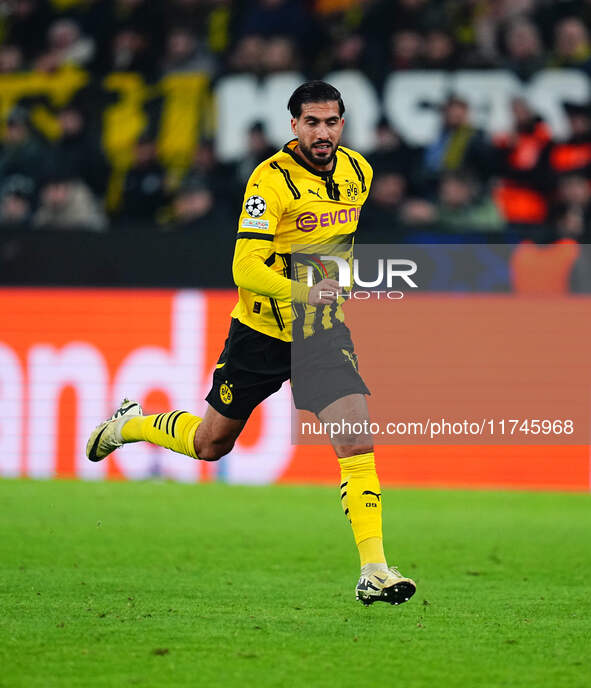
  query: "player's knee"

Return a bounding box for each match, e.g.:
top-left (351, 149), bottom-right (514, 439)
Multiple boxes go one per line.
top-left (335, 442), bottom-right (373, 458)
top-left (196, 437), bottom-right (235, 462)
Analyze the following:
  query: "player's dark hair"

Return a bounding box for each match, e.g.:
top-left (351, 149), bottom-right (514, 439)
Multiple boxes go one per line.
top-left (288, 81), bottom-right (345, 119)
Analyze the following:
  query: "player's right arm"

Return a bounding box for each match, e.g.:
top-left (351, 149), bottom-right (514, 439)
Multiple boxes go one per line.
top-left (232, 165), bottom-right (338, 305)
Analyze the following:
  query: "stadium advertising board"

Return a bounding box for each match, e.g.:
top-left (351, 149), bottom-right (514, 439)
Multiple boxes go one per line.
top-left (0, 288), bottom-right (589, 491)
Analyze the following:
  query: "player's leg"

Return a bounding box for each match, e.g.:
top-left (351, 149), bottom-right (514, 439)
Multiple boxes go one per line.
top-left (120, 403), bottom-right (246, 460)
top-left (194, 406), bottom-right (246, 460)
top-left (87, 318), bottom-right (288, 463)
top-left (292, 320), bottom-right (415, 606)
top-left (87, 398), bottom-right (246, 463)
top-left (318, 393), bottom-right (416, 606)
top-left (318, 392), bottom-right (382, 563)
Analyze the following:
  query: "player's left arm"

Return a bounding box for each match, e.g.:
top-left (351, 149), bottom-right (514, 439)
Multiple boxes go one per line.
top-left (232, 169), bottom-right (310, 303)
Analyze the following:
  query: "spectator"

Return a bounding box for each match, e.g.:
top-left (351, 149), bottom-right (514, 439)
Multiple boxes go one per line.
top-left (91, 0), bottom-right (163, 75)
top-left (0, 190), bottom-right (31, 228)
top-left (492, 98), bottom-right (551, 227)
top-left (168, 0), bottom-right (216, 36)
top-left (119, 137), bottom-right (167, 223)
top-left (396, 0), bottom-right (443, 30)
top-left (165, 0), bottom-right (234, 57)
top-left (358, 0), bottom-right (444, 76)
top-left (446, 0), bottom-right (536, 65)
top-left (403, 171), bottom-right (504, 232)
top-left (400, 196), bottom-right (437, 226)
top-left (111, 0), bottom-right (164, 43)
top-left (551, 204), bottom-right (589, 241)
top-left (180, 139), bottom-right (234, 206)
top-left (34, 170), bottom-right (107, 231)
top-left (238, 0), bottom-right (310, 48)
top-left (550, 174), bottom-right (591, 240)
top-left (422, 29), bottom-right (458, 71)
top-left (168, 177), bottom-right (217, 230)
top-left (0, 107), bottom-right (47, 193)
top-left (367, 117), bottom-right (417, 179)
top-left (235, 122), bottom-right (277, 187)
top-left (549, 17), bottom-right (591, 75)
top-left (436, 171), bottom-right (504, 232)
top-left (419, 95), bottom-right (491, 196)
top-left (0, 45), bottom-right (24, 73)
top-left (5, 0), bottom-right (50, 62)
top-left (360, 0), bottom-right (438, 35)
top-left (545, 102), bottom-right (591, 179)
top-left (46, 19), bottom-right (95, 68)
top-left (161, 26), bottom-right (217, 76)
top-left (557, 174), bottom-right (591, 211)
top-left (390, 30), bottom-right (423, 71)
top-left (0, 175), bottom-right (35, 229)
top-left (327, 34), bottom-right (366, 72)
top-left (502, 18), bottom-right (545, 80)
top-left (226, 35), bottom-right (265, 74)
top-left (50, 103), bottom-right (109, 197)
top-left (106, 28), bottom-right (156, 74)
top-left (261, 36), bottom-right (300, 73)
top-left (533, 0), bottom-right (591, 47)
top-left (362, 171), bottom-right (408, 233)
top-left (60, 0), bottom-right (114, 46)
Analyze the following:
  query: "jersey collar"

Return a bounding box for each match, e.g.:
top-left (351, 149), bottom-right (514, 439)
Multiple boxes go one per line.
top-left (282, 138), bottom-right (338, 177)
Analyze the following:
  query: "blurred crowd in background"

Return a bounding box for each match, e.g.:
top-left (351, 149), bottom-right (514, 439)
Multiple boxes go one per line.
top-left (1, 0), bottom-right (591, 243)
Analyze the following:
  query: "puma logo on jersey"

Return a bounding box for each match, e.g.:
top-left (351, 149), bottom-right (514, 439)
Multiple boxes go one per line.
top-left (308, 188), bottom-right (322, 198)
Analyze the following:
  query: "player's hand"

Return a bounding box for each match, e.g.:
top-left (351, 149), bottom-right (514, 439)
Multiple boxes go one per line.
top-left (308, 279), bottom-right (341, 305)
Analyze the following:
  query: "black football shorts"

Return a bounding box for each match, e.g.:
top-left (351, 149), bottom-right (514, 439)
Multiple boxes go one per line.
top-left (205, 318), bottom-right (370, 419)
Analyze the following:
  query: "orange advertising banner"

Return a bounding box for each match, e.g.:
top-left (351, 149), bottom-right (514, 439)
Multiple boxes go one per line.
top-left (0, 288), bottom-right (589, 491)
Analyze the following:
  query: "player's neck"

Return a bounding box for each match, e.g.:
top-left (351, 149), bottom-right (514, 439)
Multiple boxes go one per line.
top-left (293, 143), bottom-right (334, 173)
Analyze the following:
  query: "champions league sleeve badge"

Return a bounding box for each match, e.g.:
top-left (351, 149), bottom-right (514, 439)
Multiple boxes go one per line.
top-left (245, 195), bottom-right (267, 218)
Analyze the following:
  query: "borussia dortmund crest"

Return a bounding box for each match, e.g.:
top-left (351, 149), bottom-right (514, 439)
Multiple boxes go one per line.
top-left (220, 381), bottom-right (233, 405)
top-left (346, 181), bottom-right (359, 201)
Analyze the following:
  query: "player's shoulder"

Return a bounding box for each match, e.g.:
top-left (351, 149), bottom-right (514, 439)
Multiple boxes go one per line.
top-left (245, 147), bottom-right (300, 204)
top-left (337, 145), bottom-right (373, 178)
top-left (247, 148), bottom-right (293, 186)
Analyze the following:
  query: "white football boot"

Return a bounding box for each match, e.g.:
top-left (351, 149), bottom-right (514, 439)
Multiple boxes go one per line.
top-left (86, 398), bottom-right (143, 462)
top-left (355, 566), bottom-right (416, 606)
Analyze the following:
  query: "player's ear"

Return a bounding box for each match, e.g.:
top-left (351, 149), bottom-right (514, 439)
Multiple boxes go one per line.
top-left (290, 117), bottom-right (297, 136)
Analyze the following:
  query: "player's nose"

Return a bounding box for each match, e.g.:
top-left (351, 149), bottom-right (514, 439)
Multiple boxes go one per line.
top-left (316, 123), bottom-right (331, 139)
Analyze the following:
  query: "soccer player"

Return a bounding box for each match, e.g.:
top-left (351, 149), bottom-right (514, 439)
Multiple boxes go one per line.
top-left (86, 81), bottom-right (416, 606)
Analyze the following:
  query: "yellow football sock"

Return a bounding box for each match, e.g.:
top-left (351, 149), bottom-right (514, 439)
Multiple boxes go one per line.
top-left (121, 411), bottom-right (201, 459)
top-left (339, 452), bottom-right (386, 567)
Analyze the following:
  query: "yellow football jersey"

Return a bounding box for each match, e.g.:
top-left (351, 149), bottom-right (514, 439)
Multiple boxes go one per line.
top-left (231, 138), bottom-right (373, 341)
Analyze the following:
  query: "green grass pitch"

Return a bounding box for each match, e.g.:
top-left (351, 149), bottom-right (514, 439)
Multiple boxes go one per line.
top-left (1, 479), bottom-right (590, 688)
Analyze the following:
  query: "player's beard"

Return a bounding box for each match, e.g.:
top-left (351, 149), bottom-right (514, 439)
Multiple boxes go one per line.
top-left (298, 138), bottom-right (339, 168)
